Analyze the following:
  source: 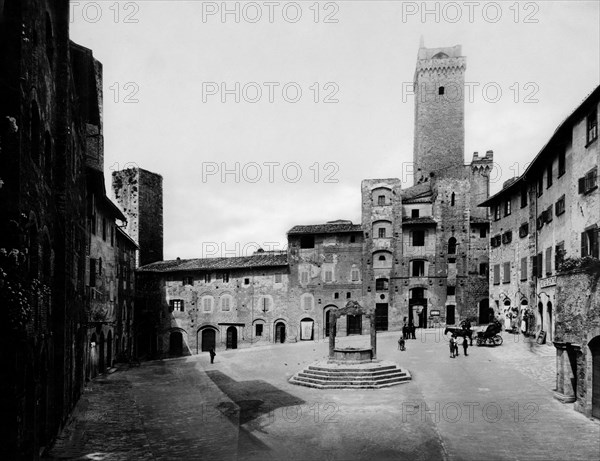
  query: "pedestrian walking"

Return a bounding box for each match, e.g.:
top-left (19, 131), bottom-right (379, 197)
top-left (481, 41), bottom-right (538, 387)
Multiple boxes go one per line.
top-left (462, 336), bottom-right (469, 356)
top-left (209, 348), bottom-right (216, 364)
top-left (398, 336), bottom-right (406, 351)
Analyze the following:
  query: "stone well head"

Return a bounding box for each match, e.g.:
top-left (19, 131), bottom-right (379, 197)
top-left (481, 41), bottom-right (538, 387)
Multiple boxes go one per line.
top-left (328, 300), bottom-right (377, 362)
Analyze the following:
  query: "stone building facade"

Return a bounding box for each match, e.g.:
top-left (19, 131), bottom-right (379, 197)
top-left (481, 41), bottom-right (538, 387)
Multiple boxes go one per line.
top-left (135, 43), bottom-right (492, 357)
top-left (112, 167), bottom-right (163, 267)
top-left (481, 86), bottom-right (599, 419)
top-left (0, 2), bottom-right (141, 457)
top-left (481, 85), bottom-right (599, 345)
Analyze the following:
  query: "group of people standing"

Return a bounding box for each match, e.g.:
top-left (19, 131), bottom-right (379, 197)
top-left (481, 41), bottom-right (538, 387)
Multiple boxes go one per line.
top-left (449, 334), bottom-right (468, 358)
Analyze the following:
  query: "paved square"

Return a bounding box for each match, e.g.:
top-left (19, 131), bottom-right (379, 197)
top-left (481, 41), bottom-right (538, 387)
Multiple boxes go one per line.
top-left (47, 331), bottom-right (600, 460)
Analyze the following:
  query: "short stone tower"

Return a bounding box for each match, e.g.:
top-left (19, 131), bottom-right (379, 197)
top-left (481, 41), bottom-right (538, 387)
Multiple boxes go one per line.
top-left (112, 168), bottom-right (164, 266)
top-left (413, 43), bottom-right (466, 183)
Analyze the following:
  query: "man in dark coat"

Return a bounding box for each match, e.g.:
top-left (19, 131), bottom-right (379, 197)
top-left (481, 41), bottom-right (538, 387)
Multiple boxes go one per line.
top-left (209, 348), bottom-right (216, 364)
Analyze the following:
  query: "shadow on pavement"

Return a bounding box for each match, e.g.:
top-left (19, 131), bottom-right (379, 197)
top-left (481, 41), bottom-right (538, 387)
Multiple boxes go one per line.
top-left (206, 369), bottom-right (306, 459)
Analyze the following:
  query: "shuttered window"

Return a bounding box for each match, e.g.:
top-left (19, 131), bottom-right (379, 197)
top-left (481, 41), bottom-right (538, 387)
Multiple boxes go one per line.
top-left (545, 247), bottom-right (552, 275)
top-left (493, 264), bottom-right (500, 285)
top-left (520, 257), bottom-right (527, 281)
top-left (503, 262), bottom-right (510, 284)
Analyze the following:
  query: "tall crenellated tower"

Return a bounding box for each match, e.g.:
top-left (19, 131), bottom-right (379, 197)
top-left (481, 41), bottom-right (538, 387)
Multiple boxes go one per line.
top-left (413, 43), bottom-right (466, 183)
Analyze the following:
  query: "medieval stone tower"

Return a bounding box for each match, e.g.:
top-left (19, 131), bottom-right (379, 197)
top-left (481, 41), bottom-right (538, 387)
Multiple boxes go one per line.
top-left (112, 168), bottom-right (164, 266)
top-left (413, 43), bottom-right (466, 183)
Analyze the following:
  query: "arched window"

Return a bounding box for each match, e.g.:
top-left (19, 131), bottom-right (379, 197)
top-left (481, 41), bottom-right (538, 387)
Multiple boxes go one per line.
top-left (378, 255), bottom-right (386, 261)
top-left (448, 237), bottom-right (457, 255)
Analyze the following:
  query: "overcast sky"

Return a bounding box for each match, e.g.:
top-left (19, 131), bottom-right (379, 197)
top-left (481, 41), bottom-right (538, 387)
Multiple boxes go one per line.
top-left (70, 0), bottom-right (600, 261)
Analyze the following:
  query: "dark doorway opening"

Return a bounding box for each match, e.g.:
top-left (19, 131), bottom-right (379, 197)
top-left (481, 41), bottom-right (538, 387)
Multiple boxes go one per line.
top-left (418, 307), bottom-right (428, 328)
top-left (347, 314), bottom-right (362, 335)
top-left (590, 336), bottom-right (600, 419)
top-left (201, 329), bottom-right (216, 352)
top-left (375, 304), bottom-right (388, 331)
top-left (479, 299), bottom-right (490, 324)
top-left (446, 305), bottom-right (455, 325)
top-left (169, 331), bottom-right (183, 356)
top-left (275, 322), bottom-right (286, 343)
top-left (226, 326), bottom-right (238, 349)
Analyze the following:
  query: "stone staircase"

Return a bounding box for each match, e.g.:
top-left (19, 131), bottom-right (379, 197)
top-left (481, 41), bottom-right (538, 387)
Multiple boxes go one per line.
top-left (289, 360), bottom-right (411, 389)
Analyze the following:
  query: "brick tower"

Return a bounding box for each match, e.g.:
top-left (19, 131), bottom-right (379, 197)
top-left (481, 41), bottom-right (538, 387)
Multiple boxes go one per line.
top-left (112, 168), bottom-right (163, 266)
top-left (413, 43), bottom-right (466, 183)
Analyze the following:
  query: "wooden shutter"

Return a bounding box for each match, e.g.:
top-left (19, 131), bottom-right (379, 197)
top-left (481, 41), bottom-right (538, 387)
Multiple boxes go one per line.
top-left (531, 255), bottom-right (537, 278)
top-left (521, 257), bottom-right (527, 281)
top-left (503, 262), bottom-right (510, 283)
top-left (545, 247), bottom-right (552, 275)
top-left (582, 232), bottom-right (589, 257)
top-left (592, 229), bottom-right (600, 258)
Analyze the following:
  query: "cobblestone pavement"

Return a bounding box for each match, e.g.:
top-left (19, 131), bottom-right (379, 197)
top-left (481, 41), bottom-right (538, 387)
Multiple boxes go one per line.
top-left (46, 329), bottom-right (600, 461)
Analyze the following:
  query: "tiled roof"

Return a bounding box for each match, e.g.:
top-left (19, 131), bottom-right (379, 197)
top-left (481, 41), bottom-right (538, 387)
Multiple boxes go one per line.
top-left (402, 217), bottom-right (437, 225)
top-left (480, 84), bottom-right (600, 207)
top-left (138, 253), bottom-right (288, 272)
top-left (287, 222), bottom-right (363, 235)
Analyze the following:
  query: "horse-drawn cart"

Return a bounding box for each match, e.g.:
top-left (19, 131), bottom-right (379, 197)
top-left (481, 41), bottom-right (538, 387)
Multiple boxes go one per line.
top-left (476, 321), bottom-right (503, 346)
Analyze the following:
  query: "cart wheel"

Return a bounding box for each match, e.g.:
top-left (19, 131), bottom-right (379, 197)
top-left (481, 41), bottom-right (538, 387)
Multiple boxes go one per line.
top-left (476, 337), bottom-right (483, 346)
top-left (493, 335), bottom-right (503, 346)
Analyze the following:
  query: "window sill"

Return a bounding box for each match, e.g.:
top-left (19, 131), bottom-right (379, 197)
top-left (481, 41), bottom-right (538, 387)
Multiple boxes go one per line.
top-left (585, 137), bottom-right (597, 149)
top-left (502, 281), bottom-right (511, 284)
top-left (583, 186), bottom-right (598, 196)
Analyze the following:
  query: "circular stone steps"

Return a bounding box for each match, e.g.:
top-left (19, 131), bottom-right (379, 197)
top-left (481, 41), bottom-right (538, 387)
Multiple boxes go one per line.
top-left (289, 360), bottom-right (411, 389)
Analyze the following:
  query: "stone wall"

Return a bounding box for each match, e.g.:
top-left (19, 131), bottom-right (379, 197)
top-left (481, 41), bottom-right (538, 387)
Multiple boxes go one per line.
top-left (554, 267), bottom-right (600, 418)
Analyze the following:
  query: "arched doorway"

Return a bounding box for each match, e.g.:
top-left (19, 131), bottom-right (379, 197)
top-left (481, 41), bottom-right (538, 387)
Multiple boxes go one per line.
top-left (446, 305), bottom-right (455, 325)
top-left (275, 322), bottom-right (286, 343)
top-left (347, 314), bottom-right (362, 335)
top-left (99, 332), bottom-right (105, 374)
top-left (546, 302), bottom-right (553, 342)
top-left (300, 317), bottom-right (314, 340)
top-left (200, 328), bottom-right (216, 352)
top-left (226, 326), bottom-right (237, 349)
top-left (589, 336), bottom-right (600, 419)
top-left (106, 330), bottom-right (113, 368)
top-left (324, 308), bottom-right (336, 337)
top-left (169, 331), bottom-right (183, 356)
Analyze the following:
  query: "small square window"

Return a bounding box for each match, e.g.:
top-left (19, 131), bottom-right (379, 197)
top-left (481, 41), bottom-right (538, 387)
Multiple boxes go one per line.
top-left (244, 278), bottom-right (250, 285)
top-left (378, 195), bottom-right (385, 206)
top-left (334, 292), bottom-right (339, 299)
top-left (411, 209), bottom-right (420, 218)
top-left (378, 228), bottom-right (386, 238)
top-left (412, 230), bottom-right (425, 246)
top-left (255, 324), bottom-right (263, 336)
top-left (346, 292), bottom-right (351, 299)
top-left (275, 273), bottom-right (282, 283)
